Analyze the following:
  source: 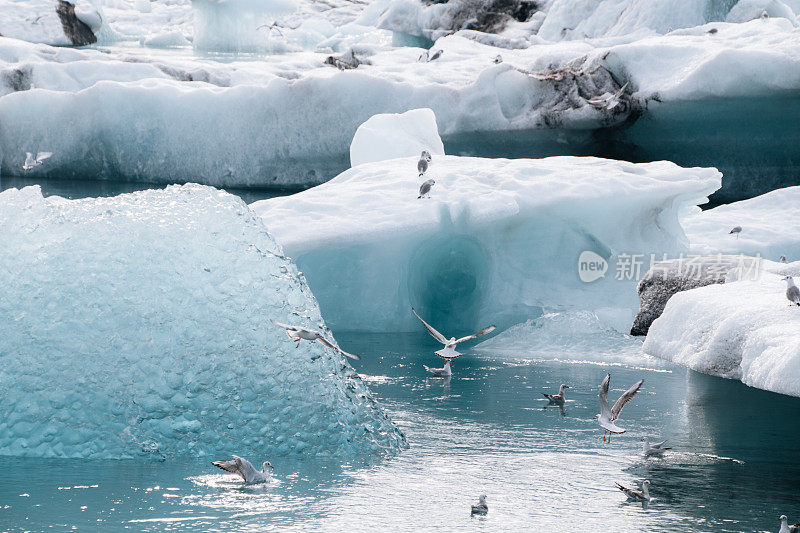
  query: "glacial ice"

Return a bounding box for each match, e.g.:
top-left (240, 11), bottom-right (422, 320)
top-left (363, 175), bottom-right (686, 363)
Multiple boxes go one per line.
top-left (350, 108), bottom-right (444, 167)
top-left (0, 184), bottom-right (406, 459)
top-left (682, 186), bottom-right (800, 261)
top-left (252, 155), bottom-right (720, 332)
top-left (643, 260), bottom-right (800, 398)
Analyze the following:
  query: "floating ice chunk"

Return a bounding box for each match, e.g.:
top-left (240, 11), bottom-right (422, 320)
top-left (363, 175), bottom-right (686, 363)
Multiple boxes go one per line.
top-left (683, 186), bottom-right (800, 261)
top-left (0, 184), bottom-right (405, 459)
top-left (253, 156), bottom-right (720, 332)
top-left (141, 30), bottom-right (191, 48)
top-left (643, 261), bottom-right (800, 398)
top-left (350, 108), bottom-right (445, 167)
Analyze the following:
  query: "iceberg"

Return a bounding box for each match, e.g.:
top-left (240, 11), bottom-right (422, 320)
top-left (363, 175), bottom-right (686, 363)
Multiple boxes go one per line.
top-left (350, 108), bottom-right (445, 167)
top-left (0, 184), bottom-right (406, 459)
top-left (643, 260), bottom-right (800, 398)
top-left (252, 155), bottom-right (720, 332)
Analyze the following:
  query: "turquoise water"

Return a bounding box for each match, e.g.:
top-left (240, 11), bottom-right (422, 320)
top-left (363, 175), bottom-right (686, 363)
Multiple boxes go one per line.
top-left (1, 332), bottom-right (798, 532)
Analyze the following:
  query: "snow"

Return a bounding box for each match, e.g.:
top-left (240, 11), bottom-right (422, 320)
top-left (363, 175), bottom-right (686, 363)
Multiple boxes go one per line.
top-left (683, 186), bottom-right (800, 261)
top-left (252, 155), bottom-right (720, 332)
top-left (350, 108), bottom-right (444, 167)
top-left (643, 260), bottom-right (800, 397)
top-left (0, 184), bottom-right (406, 459)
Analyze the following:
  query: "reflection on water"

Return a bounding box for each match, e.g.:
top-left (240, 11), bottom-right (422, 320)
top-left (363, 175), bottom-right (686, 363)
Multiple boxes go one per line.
top-left (0, 333), bottom-right (798, 532)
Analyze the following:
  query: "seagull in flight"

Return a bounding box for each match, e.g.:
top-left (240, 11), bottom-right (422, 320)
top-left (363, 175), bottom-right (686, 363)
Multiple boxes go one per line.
top-left (587, 82), bottom-right (629, 111)
top-left (543, 384), bottom-right (570, 405)
top-left (411, 307), bottom-right (495, 360)
top-left (471, 495), bottom-right (488, 515)
top-left (212, 455), bottom-right (273, 484)
top-left (641, 437), bottom-right (671, 457)
top-left (22, 151), bottom-right (52, 172)
top-left (596, 373), bottom-right (643, 442)
top-left (615, 480), bottom-right (650, 502)
top-left (779, 515), bottom-right (800, 533)
top-left (783, 276), bottom-right (800, 306)
top-left (272, 321), bottom-right (360, 360)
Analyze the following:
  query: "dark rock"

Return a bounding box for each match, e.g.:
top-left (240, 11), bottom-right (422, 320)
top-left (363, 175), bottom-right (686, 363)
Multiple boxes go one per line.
top-left (55, 0), bottom-right (97, 46)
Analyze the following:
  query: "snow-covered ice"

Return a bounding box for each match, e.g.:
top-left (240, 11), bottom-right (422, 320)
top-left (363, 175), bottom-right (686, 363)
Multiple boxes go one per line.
top-left (350, 108), bottom-right (444, 167)
top-left (643, 260), bottom-right (800, 397)
top-left (253, 155), bottom-right (720, 332)
top-left (682, 186), bottom-right (800, 261)
top-left (0, 184), bottom-right (405, 458)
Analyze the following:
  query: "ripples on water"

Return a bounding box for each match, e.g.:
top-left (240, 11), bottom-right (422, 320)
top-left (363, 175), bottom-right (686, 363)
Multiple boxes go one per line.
top-left (1, 331), bottom-right (798, 532)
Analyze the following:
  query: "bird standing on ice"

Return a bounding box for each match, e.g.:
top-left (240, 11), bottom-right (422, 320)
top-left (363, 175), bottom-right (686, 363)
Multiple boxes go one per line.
top-left (596, 373), bottom-right (643, 442)
top-left (471, 495), bottom-right (488, 515)
top-left (22, 152), bottom-right (53, 172)
top-left (212, 455), bottom-right (273, 484)
top-left (272, 320), bottom-right (360, 359)
top-left (729, 226), bottom-right (742, 239)
top-left (543, 384), bottom-right (570, 405)
top-left (418, 150), bottom-right (432, 176)
top-left (615, 480), bottom-right (650, 502)
top-left (418, 179), bottom-right (435, 199)
top-left (783, 276), bottom-right (800, 306)
top-left (641, 437), bottom-right (671, 457)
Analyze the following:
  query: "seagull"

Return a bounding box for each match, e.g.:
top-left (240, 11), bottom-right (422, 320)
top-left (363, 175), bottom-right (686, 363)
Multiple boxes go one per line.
top-left (424, 359), bottom-right (452, 378)
top-left (729, 226), bottom-right (742, 239)
top-left (417, 150), bottom-right (431, 176)
top-left (707, 27), bottom-right (718, 34)
top-left (411, 307), bottom-right (495, 360)
top-left (615, 480), bottom-right (650, 502)
top-left (22, 151), bottom-right (53, 172)
top-left (760, 9), bottom-right (769, 18)
top-left (779, 515), bottom-right (800, 533)
top-left (212, 455), bottom-right (273, 484)
top-left (780, 255), bottom-right (788, 263)
top-left (641, 437), bottom-right (671, 457)
top-left (543, 384), bottom-right (570, 405)
top-left (428, 49), bottom-right (443, 62)
top-left (783, 276), bottom-right (800, 306)
top-left (418, 179), bottom-right (435, 199)
top-left (492, 54), bottom-right (503, 64)
top-left (587, 82), bottom-right (629, 111)
top-left (596, 373), bottom-right (643, 442)
top-left (471, 494), bottom-right (488, 515)
top-left (272, 321), bottom-right (360, 359)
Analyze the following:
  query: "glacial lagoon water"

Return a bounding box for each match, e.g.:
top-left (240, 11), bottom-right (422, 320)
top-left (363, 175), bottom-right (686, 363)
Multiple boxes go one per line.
top-left (1, 331), bottom-right (798, 533)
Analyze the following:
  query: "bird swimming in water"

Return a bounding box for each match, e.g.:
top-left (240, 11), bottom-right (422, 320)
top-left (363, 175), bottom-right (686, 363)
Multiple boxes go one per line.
top-left (212, 455), bottom-right (273, 484)
top-left (272, 320), bottom-right (360, 359)
top-left (411, 307), bottom-right (495, 360)
top-left (779, 515), bottom-right (800, 533)
top-left (417, 150), bottom-right (432, 176)
top-left (418, 178), bottom-right (435, 199)
top-left (783, 276), bottom-right (800, 306)
top-left (615, 480), bottom-right (650, 502)
top-left (423, 359), bottom-right (453, 377)
top-left (596, 373), bottom-right (643, 442)
top-left (22, 151), bottom-right (53, 172)
top-left (543, 384), bottom-right (570, 405)
top-left (729, 226), bottom-right (742, 239)
top-left (641, 437), bottom-right (671, 457)
top-left (471, 495), bottom-right (488, 515)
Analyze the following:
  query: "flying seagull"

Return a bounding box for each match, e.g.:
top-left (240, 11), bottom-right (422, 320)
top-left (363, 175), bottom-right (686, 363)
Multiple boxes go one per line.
top-left (641, 437), bottom-right (671, 457)
top-left (779, 515), bottom-right (800, 533)
top-left (783, 276), bottom-right (800, 306)
top-left (471, 495), bottom-right (488, 515)
top-left (543, 384), bottom-right (570, 405)
top-left (587, 82), bottom-right (629, 111)
top-left (417, 150), bottom-right (431, 176)
top-left (596, 373), bottom-right (643, 442)
top-left (424, 359), bottom-right (452, 377)
top-left (411, 307), bottom-right (495, 360)
top-left (212, 455), bottom-right (273, 484)
top-left (615, 480), bottom-right (650, 502)
top-left (729, 226), bottom-right (742, 239)
top-left (418, 179), bottom-right (435, 199)
top-left (272, 321), bottom-right (360, 360)
top-left (22, 151), bottom-right (53, 172)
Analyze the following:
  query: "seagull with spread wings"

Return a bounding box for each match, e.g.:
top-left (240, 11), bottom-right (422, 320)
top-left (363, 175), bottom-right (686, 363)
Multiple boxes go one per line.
top-left (411, 307), bottom-right (495, 360)
top-left (596, 373), bottom-right (643, 442)
top-left (272, 320), bottom-right (360, 360)
top-left (212, 455), bottom-right (273, 484)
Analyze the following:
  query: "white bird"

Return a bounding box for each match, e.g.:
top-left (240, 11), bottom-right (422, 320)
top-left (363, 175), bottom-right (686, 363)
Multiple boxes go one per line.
top-left (729, 226), bottom-right (742, 239)
top-left (587, 82), bottom-right (629, 111)
top-left (272, 321), bottom-right (360, 360)
top-left (418, 179), bottom-right (435, 199)
top-left (779, 515), bottom-right (800, 533)
top-left (596, 373), bottom-right (643, 442)
top-left (780, 255), bottom-right (788, 263)
top-left (22, 151), bottom-right (53, 172)
top-left (783, 276), bottom-right (800, 306)
top-left (615, 480), bottom-right (650, 501)
top-left (411, 307), bottom-right (495, 360)
top-left (641, 437), bottom-right (671, 457)
top-left (492, 54), bottom-right (503, 64)
top-left (424, 359), bottom-right (452, 377)
top-left (471, 494), bottom-right (488, 515)
top-left (212, 455), bottom-right (273, 484)
top-left (543, 384), bottom-right (570, 405)
top-left (417, 150), bottom-right (432, 176)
